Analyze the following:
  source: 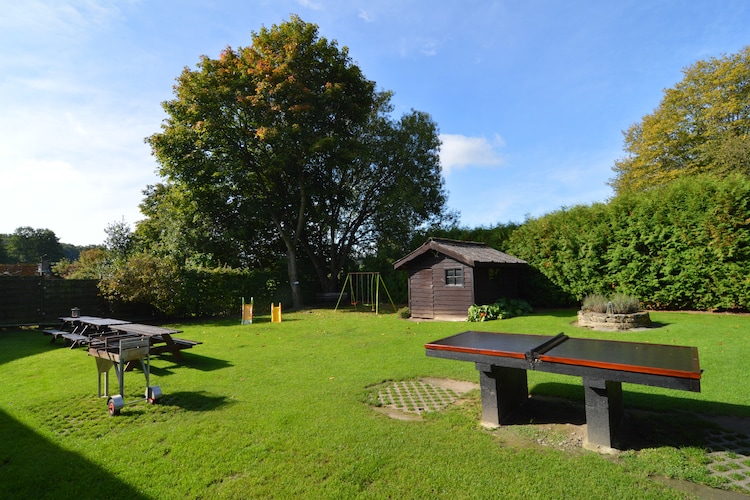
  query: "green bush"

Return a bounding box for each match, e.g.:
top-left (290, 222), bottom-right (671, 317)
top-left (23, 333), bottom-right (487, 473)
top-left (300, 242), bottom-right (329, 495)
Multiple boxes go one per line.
top-left (468, 297), bottom-right (533, 322)
top-left (507, 174), bottom-right (750, 311)
top-left (99, 252), bottom-right (284, 317)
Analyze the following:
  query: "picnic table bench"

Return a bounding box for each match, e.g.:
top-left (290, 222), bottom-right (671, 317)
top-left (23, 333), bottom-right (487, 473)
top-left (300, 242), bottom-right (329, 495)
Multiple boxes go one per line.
top-left (43, 329), bottom-right (89, 348)
top-left (425, 331), bottom-right (702, 450)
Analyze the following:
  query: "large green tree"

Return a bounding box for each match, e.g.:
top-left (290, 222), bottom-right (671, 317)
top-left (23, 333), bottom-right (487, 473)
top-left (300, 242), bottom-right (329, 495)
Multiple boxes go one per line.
top-left (6, 227), bottom-right (64, 264)
top-left (137, 181), bottom-right (284, 269)
top-left (147, 16), bottom-right (447, 308)
top-left (611, 45), bottom-right (750, 194)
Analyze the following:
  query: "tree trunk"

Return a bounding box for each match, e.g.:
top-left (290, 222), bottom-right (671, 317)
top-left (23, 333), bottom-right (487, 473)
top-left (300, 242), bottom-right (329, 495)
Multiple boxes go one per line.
top-left (285, 246), bottom-right (304, 310)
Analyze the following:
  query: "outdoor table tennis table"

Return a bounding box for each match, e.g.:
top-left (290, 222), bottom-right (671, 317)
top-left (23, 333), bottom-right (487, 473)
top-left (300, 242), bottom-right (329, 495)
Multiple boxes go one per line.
top-left (425, 331), bottom-right (701, 450)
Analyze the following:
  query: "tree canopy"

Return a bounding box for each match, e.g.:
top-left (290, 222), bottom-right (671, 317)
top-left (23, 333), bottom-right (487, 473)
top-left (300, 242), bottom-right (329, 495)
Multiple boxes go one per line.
top-left (2, 227), bottom-right (64, 264)
top-left (146, 16), bottom-right (448, 308)
top-left (611, 45), bottom-right (750, 194)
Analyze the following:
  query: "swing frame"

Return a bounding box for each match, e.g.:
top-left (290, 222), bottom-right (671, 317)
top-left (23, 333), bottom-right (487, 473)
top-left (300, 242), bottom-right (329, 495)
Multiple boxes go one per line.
top-left (334, 272), bottom-right (397, 314)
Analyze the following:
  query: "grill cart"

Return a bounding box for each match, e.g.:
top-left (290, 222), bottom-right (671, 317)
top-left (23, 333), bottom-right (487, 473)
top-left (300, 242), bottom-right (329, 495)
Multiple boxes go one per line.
top-left (88, 335), bottom-right (162, 416)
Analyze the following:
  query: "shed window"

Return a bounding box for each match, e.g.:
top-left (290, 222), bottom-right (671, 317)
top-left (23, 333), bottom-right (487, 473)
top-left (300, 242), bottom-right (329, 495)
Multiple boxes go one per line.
top-left (445, 268), bottom-right (463, 286)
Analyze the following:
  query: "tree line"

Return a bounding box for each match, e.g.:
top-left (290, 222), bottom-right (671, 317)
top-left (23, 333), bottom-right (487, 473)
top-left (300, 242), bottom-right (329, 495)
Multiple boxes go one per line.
top-left (0, 227), bottom-right (87, 266)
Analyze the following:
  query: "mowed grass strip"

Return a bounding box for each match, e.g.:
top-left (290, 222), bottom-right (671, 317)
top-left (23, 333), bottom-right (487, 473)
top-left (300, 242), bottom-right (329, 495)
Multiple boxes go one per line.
top-left (1, 309), bottom-right (747, 498)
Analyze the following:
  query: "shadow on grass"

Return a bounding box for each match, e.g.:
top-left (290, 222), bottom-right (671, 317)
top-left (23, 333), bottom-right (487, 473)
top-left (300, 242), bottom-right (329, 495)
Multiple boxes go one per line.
top-left (643, 320), bottom-right (671, 329)
top-left (502, 393), bottom-right (587, 426)
top-left (150, 352), bottom-right (232, 376)
top-left (513, 382), bottom-right (750, 451)
top-left (534, 381), bottom-right (750, 418)
top-left (0, 409), bottom-right (148, 499)
top-left (0, 330), bottom-right (55, 366)
top-left (157, 391), bottom-right (233, 412)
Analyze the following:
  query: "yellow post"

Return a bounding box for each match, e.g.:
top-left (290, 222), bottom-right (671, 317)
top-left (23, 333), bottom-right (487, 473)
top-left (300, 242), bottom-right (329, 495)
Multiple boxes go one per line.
top-left (241, 297), bottom-right (253, 325)
top-left (271, 302), bottom-right (282, 323)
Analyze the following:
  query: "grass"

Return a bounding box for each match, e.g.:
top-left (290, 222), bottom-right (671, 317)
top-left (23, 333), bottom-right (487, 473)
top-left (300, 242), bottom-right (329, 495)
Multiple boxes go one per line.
top-left (1, 309), bottom-right (749, 498)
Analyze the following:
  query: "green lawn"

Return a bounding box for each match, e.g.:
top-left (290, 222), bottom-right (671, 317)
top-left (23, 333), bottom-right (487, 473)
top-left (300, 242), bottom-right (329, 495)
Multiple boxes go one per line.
top-left (1, 309), bottom-right (748, 498)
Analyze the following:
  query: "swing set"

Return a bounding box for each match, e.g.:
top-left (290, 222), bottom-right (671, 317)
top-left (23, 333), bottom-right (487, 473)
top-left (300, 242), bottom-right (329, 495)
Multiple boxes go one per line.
top-left (334, 272), bottom-right (397, 314)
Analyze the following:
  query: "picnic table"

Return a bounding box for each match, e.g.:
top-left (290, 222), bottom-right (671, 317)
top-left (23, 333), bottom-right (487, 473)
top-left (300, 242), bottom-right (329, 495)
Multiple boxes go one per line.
top-left (425, 331), bottom-right (701, 450)
top-left (108, 323), bottom-right (201, 361)
top-left (66, 316), bottom-right (131, 336)
top-left (45, 317), bottom-right (201, 360)
top-left (44, 316), bottom-right (130, 348)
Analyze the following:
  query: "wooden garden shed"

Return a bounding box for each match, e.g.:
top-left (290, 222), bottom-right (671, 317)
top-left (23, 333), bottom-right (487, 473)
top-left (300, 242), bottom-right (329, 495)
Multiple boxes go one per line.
top-left (393, 238), bottom-right (527, 320)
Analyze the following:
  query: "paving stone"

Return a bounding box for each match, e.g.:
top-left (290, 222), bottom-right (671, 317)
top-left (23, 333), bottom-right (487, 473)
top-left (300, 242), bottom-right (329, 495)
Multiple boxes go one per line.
top-left (705, 429), bottom-right (750, 494)
top-left (378, 379), bottom-right (463, 415)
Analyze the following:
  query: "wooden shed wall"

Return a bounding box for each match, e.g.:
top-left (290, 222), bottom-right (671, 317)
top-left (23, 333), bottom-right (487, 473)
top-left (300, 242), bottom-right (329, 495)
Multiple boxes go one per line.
top-left (407, 264), bottom-right (434, 319)
top-left (432, 256), bottom-right (474, 318)
top-left (406, 254), bottom-right (474, 319)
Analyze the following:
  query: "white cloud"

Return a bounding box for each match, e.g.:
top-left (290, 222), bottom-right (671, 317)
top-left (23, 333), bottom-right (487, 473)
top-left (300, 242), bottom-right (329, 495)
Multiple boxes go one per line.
top-left (398, 36), bottom-right (442, 58)
top-left (0, 97), bottom-right (160, 244)
top-left (0, 0), bottom-right (121, 40)
top-left (358, 9), bottom-right (373, 22)
top-left (297, 0), bottom-right (323, 11)
top-left (439, 134), bottom-right (505, 175)
top-left (420, 39), bottom-right (438, 56)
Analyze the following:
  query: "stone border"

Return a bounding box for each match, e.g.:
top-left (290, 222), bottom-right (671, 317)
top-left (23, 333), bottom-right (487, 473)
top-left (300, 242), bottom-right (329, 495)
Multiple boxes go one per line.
top-left (577, 310), bottom-right (652, 330)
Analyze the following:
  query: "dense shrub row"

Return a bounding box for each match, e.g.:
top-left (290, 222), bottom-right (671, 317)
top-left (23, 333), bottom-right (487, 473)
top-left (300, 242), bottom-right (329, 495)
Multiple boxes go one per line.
top-left (507, 174), bottom-right (750, 311)
top-left (98, 252), bottom-right (286, 317)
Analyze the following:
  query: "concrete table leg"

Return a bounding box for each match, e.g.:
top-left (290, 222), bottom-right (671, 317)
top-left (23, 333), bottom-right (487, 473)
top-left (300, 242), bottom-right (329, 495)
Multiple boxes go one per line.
top-left (475, 363), bottom-right (528, 426)
top-left (582, 377), bottom-right (623, 449)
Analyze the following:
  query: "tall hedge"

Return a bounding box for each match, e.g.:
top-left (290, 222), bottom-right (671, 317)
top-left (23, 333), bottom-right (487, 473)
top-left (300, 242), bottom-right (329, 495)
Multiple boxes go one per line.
top-left (507, 174), bottom-right (750, 311)
top-left (99, 252), bottom-right (287, 318)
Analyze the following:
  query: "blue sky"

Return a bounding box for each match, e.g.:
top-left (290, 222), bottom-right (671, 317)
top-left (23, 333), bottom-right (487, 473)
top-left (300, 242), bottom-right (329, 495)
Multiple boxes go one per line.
top-left (2, 1), bottom-right (749, 246)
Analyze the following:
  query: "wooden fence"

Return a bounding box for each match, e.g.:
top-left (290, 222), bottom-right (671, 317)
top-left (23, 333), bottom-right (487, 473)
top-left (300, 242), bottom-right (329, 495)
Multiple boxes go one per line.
top-left (0, 277), bottom-right (109, 326)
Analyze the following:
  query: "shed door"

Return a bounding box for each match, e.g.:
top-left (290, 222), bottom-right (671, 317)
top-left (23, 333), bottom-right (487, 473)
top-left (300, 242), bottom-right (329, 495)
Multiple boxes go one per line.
top-left (409, 266), bottom-right (434, 319)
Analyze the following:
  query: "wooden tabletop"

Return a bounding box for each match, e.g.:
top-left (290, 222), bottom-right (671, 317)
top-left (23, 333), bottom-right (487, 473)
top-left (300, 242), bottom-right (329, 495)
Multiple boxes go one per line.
top-left (109, 323), bottom-right (182, 336)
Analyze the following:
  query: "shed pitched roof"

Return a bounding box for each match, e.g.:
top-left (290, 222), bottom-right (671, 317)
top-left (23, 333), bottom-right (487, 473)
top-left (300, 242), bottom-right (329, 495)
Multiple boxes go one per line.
top-left (393, 238), bottom-right (526, 270)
